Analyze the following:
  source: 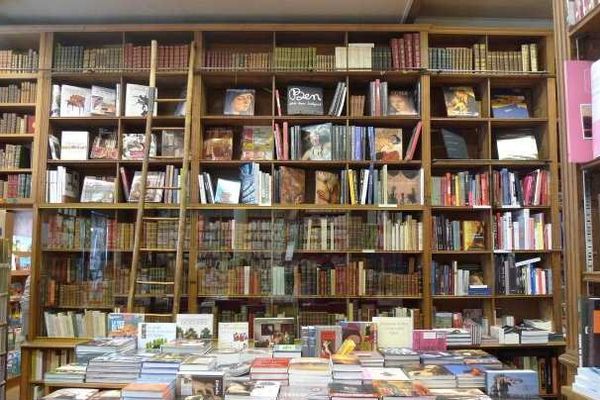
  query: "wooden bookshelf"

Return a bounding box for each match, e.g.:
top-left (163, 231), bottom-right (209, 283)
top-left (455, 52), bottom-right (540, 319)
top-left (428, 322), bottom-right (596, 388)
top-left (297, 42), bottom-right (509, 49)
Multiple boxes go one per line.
top-left (0, 23), bottom-right (562, 399)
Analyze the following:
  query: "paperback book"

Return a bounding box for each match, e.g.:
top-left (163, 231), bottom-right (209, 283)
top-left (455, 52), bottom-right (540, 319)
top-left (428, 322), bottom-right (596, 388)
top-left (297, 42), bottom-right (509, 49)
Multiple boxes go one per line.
top-left (301, 123), bottom-right (332, 160)
top-left (315, 170), bottom-right (341, 205)
top-left (107, 313), bottom-right (145, 338)
top-left (80, 177), bottom-right (115, 203)
top-left (122, 133), bottom-right (158, 160)
top-left (90, 85), bottom-right (118, 116)
top-left (60, 131), bottom-right (89, 160)
top-left (253, 317), bottom-right (296, 347)
top-left (241, 126), bottom-right (273, 160)
top-left (287, 85), bottom-right (324, 115)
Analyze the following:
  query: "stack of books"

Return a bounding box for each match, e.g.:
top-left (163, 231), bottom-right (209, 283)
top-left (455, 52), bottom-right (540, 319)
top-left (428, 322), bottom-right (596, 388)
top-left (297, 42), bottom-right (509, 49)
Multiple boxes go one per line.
top-left (353, 351), bottom-right (384, 368)
top-left (435, 329), bottom-right (473, 347)
top-left (86, 354), bottom-right (145, 384)
top-left (161, 339), bottom-right (212, 355)
top-left (328, 382), bottom-right (379, 400)
top-left (250, 358), bottom-right (290, 384)
top-left (75, 337), bottom-right (136, 363)
top-left (279, 384), bottom-right (329, 400)
top-left (121, 382), bottom-right (175, 400)
top-left (89, 391), bottom-right (122, 400)
top-left (140, 353), bottom-right (188, 381)
top-left (378, 348), bottom-right (420, 368)
top-left (288, 357), bottom-right (332, 386)
top-left (210, 346), bottom-right (242, 366)
top-left (516, 325), bottom-right (549, 344)
top-left (177, 369), bottom-right (224, 399)
top-left (445, 365), bottom-right (487, 388)
top-left (419, 351), bottom-right (465, 365)
top-left (43, 363), bottom-right (87, 383)
top-left (403, 365), bottom-right (457, 389)
top-left (362, 367), bottom-right (410, 384)
top-left (450, 350), bottom-right (502, 366)
top-left (225, 380), bottom-right (281, 400)
top-left (41, 389), bottom-right (99, 400)
top-left (273, 343), bottom-right (302, 359)
top-left (331, 354), bottom-right (363, 383)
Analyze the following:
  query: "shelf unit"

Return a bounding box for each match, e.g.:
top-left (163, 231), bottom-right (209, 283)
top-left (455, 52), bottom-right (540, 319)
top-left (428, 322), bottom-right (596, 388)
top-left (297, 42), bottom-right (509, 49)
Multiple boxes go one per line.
top-left (0, 24), bottom-right (563, 399)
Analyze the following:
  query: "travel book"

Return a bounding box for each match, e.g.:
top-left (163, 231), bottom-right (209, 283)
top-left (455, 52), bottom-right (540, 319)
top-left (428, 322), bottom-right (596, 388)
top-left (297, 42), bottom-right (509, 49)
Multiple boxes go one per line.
top-left (122, 133), bottom-right (157, 159)
top-left (287, 85), bottom-right (324, 115)
top-left (241, 126), bottom-right (273, 160)
top-left (564, 60), bottom-right (593, 162)
top-left (60, 131), bottom-right (89, 160)
top-left (137, 322), bottom-right (177, 351)
top-left (203, 128), bottom-right (233, 160)
top-left (125, 83), bottom-right (157, 117)
top-left (315, 170), bottom-right (341, 204)
top-left (253, 317), bottom-right (296, 347)
top-left (107, 313), bottom-right (145, 337)
top-left (375, 128), bottom-right (403, 161)
top-left (224, 88), bottom-right (256, 115)
top-left (90, 85), bottom-right (118, 116)
top-left (176, 313), bottom-right (214, 340)
top-left (443, 87), bottom-right (480, 117)
top-left (60, 84), bottom-right (92, 117)
top-left (218, 322), bottom-right (249, 350)
top-left (279, 166), bottom-right (305, 204)
top-left (301, 123), bottom-right (332, 160)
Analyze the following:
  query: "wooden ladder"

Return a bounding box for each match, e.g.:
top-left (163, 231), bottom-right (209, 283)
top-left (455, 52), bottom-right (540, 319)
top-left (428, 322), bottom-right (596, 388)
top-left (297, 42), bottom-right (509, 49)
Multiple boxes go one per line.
top-left (126, 40), bottom-right (195, 319)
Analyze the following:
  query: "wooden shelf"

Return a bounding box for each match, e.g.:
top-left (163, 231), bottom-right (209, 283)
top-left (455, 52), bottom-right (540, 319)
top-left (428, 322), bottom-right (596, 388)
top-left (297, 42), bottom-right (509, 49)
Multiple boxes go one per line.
top-left (10, 270), bottom-right (29, 277)
top-left (0, 102), bottom-right (36, 109)
top-left (21, 337), bottom-right (89, 349)
top-left (0, 168), bottom-right (31, 174)
top-left (196, 294), bottom-right (422, 299)
top-left (200, 160), bottom-right (422, 168)
top-left (37, 381), bottom-right (128, 389)
top-left (0, 72), bottom-right (38, 80)
top-left (582, 272), bottom-right (600, 283)
top-left (569, 4), bottom-right (600, 37)
top-left (0, 133), bottom-right (35, 142)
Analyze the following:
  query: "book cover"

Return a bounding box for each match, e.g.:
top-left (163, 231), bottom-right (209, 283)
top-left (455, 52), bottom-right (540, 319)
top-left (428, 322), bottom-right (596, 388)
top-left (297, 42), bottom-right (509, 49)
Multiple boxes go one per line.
top-left (373, 380), bottom-right (432, 398)
top-left (51, 84), bottom-right (61, 117)
top-left (177, 372), bottom-right (224, 399)
top-left (491, 94), bottom-right (529, 118)
top-left (137, 322), bottom-right (177, 351)
top-left (176, 314), bottom-right (214, 340)
top-left (203, 128), bottom-right (233, 160)
top-left (128, 171), bottom-right (165, 202)
top-left (218, 322), bottom-right (249, 350)
top-left (301, 123), bottom-right (332, 160)
top-left (591, 60), bottom-right (600, 159)
top-left (564, 60), bottom-right (594, 162)
top-left (253, 317), bottom-right (296, 347)
top-left (372, 317), bottom-right (413, 349)
top-left (90, 129), bottom-right (118, 160)
top-left (279, 166), bottom-right (305, 204)
top-left (315, 170), bottom-right (340, 204)
top-left (125, 83), bottom-right (157, 117)
top-left (375, 128), bottom-right (403, 161)
top-left (224, 89), bottom-right (255, 115)
top-left (122, 133), bottom-right (157, 160)
top-left (581, 297), bottom-right (600, 367)
top-left (80, 177), bottom-right (114, 203)
top-left (339, 321), bottom-right (375, 351)
top-left (214, 178), bottom-right (241, 204)
top-left (59, 85), bottom-right (91, 117)
top-left (386, 169), bottom-right (422, 205)
top-left (90, 85), bottom-right (117, 116)
top-left (161, 129), bottom-right (184, 157)
top-left (240, 126), bottom-right (273, 160)
top-left (48, 135), bottom-right (60, 160)
top-left (404, 365), bottom-right (454, 380)
top-left (328, 383), bottom-right (378, 397)
top-left (60, 131), bottom-right (89, 160)
top-left (388, 90), bottom-right (417, 116)
top-left (239, 162), bottom-right (258, 204)
top-left (495, 131), bottom-right (539, 160)
top-left (462, 221), bottom-right (486, 250)
top-left (287, 85), bottom-right (324, 115)
top-left (443, 87), bottom-right (479, 117)
top-left (107, 313), bottom-right (145, 337)
top-left (41, 388), bottom-right (99, 399)
top-left (485, 370), bottom-right (539, 398)
top-left (316, 325), bottom-right (342, 358)
top-left (441, 129), bottom-right (469, 159)
top-left (427, 388), bottom-right (487, 399)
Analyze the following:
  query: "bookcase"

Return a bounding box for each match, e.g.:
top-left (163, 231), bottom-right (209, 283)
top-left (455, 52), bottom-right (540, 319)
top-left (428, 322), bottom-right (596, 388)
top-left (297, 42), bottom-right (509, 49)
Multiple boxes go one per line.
top-left (0, 24), bottom-right (563, 399)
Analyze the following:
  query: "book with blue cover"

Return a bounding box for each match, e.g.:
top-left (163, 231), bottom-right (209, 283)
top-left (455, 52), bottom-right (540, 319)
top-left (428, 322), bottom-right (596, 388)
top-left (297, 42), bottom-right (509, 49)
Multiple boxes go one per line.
top-left (491, 94), bottom-right (530, 119)
top-left (485, 369), bottom-right (539, 398)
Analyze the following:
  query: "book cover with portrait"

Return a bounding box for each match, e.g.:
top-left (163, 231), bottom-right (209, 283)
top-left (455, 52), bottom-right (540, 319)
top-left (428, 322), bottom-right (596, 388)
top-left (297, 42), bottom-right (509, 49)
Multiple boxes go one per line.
top-left (301, 123), bottom-right (332, 160)
top-left (443, 86), bottom-right (480, 117)
top-left (387, 90), bottom-right (417, 116)
top-left (224, 89), bottom-right (256, 116)
top-left (315, 170), bottom-right (340, 204)
top-left (375, 128), bottom-right (403, 161)
top-left (279, 166), bottom-right (305, 204)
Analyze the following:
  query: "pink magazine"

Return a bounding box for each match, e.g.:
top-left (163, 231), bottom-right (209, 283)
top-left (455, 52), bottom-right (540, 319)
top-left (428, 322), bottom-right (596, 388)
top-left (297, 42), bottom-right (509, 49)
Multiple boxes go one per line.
top-left (564, 60), bottom-right (594, 163)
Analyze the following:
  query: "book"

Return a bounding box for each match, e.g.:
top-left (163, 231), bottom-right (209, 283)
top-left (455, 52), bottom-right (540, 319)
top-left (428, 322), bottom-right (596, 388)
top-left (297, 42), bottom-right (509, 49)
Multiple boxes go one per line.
top-left (373, 380), bottom-right (433, 399)
top-left (41, 388), bottom-right (99, 399)
top-left (80, 177), bottom-right (114, 203)
top-left (386, 169), bottom-right (423, 205)
top-left (339, 321), bottom-right (375, 351)
top-left (315, 170), bottom-right (340, 204)
top-left (462, 221), bottom-right (486, 250)
top-left (214, 178), bottom-right (241, 204)
top-left (491, 94), bottom-right (529, 119)
top-left (176, 314), bottom-right (214, 340)
top-left (203, 128), bottom-right (233, 160)
top-left (177, 372), bottom-right (224, 398)
top-left (218, 322), bottom-right (249, 350)
top-left (161, 129), bottom-right (184, 157)
top-left (90, 129), bottom-right (118, 160)
top-left (564, 60), bottom-right (594, 162)
top-left (441, 129), bottom-right (469, 159)
top-left (224, 89), bottom-right (256, 115)
top-left (48, 135), bottom-right (60, 160)
top-left (60, 131), bottom-right (89, 160)
top-left (404, 122), bottom-right (422, 161)
top-left (443, 87), bottom-right (479, 117)
top-left (581, 297), bottom-right (600, 367)
top-left (122, 133), bottom-right (157, 159)
top-left (90, 85), bottom-right (117, 116)
top-left (388, 90), bottom-right (417, 116)
top-left (107, 313), bottom-right (145, 337)
top-left (51, 84), bottom-right (61, 117)
top-left (128, 171), bottom-right (165, 202)
top-left (125, 83), bottom-right (157, 117)
top-left (241, 126), bottom-right (273, 160)
top-left (495, 131), bottom-right (538, 160)
top-left (372, 317), bottom-right (413, 348)
top-left (375, 128), bottom-right (403, 161)
top-left (301, 123), bottom-right (332, 160)
top-left (59, 85), bottom-right (91, 117)
top-left (315, 325), bottom-right (342, 358)
top-left (224, 380), bottom-right (281, 400)
top-left (137, 322), bottom-right (177, 351)
top-left (485, 369), bottom-right (539, 398)
top-left (287, 85), bottom-right (324, 115)
top-left (253, 317), bottom-right (296, 347)
top-left (279, 166), bottom-right (305, 204)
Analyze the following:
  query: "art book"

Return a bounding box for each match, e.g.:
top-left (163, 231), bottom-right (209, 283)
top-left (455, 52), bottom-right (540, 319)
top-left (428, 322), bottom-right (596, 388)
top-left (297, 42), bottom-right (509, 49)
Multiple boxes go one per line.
top-left (253, 317), bottom-right (296, 347)
top-left (462, 221), bottom-right (486, 250)
top-left (240, 126), bottom-right (273, 160)
top-left (375, 128), bottom-right (403, 161)
top-left (122, 133), bottom-right (157, 160)
top-left (564, 60), bottom-right (594, 162)
top-left (386, 169), bottom-right (423, 205)
top-left (125, 83), bottom-right (157, 117)
top-left (137, 322), bottom-right (177, 352)
top-left (203, 128), bottom-right (233, 160)
top-left (388, 90), bottom-right (418, 116)
top-left (491, 94), bottom-right (529, 118)
top-left (339, 321), bottom-right (375, 351)
top-left (239, 162), bottom-right (259, 204)
top-left (90, 85), bottom-right (117, 116)
top-left (443, 87), bottom-right (479, 117)
top-left (177, 372), bottom-right (224, 400)
top-left (176, 313), bottom-right (214, 340)
top-left (495, 130), bottom-right (539, 160)
top-left (60, 85), bottom-right (92, 117)
top-left (224, 89), bottom-right (256, 116)
top-left (287, 85), bottom-right (324, 115)
top-left (90, 129), bottom-right (118, 160)
top-left (218, 322), bottom-right (249, 350)
top-left (315, 170), bottom-right (340, 204)
top-left (214, 178), bottom-right (241, 204)
top-left (372, 317), bottom-right (413, 349)
top-left (80, 177), bottom-right (115, 203)
top-left (485, 370), bottom-right (539, 398)
top-left (60, 131), bottom-right (89, 160)
top-left (128, 171), bottom-right (165, 202)
top-left (279, 166), bottom-right (305, 204)
top-left (301, 123), bottom-right (332, 160)
top-left (107, 313), bottom-right (145, 337)
top-left (315, 325), bottom-right (342, 358)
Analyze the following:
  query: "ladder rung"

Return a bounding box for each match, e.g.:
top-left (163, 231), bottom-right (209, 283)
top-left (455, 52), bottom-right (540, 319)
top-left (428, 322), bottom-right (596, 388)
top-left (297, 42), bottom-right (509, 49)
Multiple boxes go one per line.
top-left (155, 98), bottom-right (186, 102)
top-left (152, 127), bottom-right (185, 130)
top-left (137, 280), bottom-right (175, 285)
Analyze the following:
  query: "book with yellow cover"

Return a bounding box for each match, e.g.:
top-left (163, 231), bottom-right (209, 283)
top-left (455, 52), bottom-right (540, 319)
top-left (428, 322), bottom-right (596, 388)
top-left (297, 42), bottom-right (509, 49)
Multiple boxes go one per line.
top-left (462, 221), bottom-right (485, 250)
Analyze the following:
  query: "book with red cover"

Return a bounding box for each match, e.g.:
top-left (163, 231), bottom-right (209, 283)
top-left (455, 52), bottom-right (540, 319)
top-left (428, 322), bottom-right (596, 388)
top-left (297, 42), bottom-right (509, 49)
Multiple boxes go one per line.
top-left (564, 60), bottom-right (593, 162)
top-left (251, 357), bottom-right (290, 373)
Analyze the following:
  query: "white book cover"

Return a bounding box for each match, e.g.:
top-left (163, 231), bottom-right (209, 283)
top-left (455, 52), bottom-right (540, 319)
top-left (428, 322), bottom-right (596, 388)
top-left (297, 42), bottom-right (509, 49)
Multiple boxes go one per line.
top-left (50, 84), bottom-right (61, 117)
top-left (125, 83), bottom-right (158, 117)
top-left (90, 85), bottom-right (117, 116)
top-left (218, 322), bottom-right (249, 349)
top-left (80, 177), bottom-right (114, 203)
top-left (48, 134), bottom-right (60, 160)
top-left (122, 133), bottom-right (157, 160)
top-left (59, 84), bottom-right (91, 117)
top-left (137, 322), bottom-right (176, 352)
top-left (176, 314), bottom-right (214, 339)
top-left (214, 178), bottom-right (241, 204)
top-left (372, 316), bottom-right (413, 349)
top-left (60, 131), bottom-right (89, 160)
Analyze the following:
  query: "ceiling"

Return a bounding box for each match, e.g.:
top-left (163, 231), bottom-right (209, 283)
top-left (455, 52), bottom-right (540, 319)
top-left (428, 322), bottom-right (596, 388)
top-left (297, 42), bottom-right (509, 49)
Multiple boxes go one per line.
top-left (0, 0), bottom-right (552, 25)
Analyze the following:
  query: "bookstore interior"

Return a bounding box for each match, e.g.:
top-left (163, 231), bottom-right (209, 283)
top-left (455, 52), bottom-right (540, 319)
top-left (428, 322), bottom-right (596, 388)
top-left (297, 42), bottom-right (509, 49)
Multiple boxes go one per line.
top-left (1, 0), bottom-right (600, 399)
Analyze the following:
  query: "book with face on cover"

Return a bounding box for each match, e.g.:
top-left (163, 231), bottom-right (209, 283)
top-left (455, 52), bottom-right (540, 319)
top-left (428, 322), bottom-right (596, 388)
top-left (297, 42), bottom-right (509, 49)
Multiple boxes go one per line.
top-left (301, 123), bottom-right (332, 160)
top-left (462, 221), bottom-right (486, 250)
top-left (224, 89), bottom-right (256, 116)
top-left (375, 128), bottom-right (403, 161)
top-left (279, 166), bottom-right (305, 204)
top-left (388, 90), bottom-right (417, 116)
top-left (315, 170), bottom-right (340, 204)
top-left (443, 86), bottom-right (479, 117)
top-left (203, 128), bottom-right (234, 160)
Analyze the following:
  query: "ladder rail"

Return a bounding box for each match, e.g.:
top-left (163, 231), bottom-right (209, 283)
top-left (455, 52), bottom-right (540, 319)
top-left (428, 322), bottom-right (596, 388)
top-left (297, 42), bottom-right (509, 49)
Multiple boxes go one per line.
top-left (127, 40), bottom-right (158, 312)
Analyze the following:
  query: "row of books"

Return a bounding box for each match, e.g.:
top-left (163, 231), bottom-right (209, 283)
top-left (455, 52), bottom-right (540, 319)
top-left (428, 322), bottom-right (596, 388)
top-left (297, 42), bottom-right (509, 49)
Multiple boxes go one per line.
top-left (0, 81), bottom-right (36, 103)
top-left (493, 210), bottom-right (552, 250)
top-left (203, 50), bottom-right (273, 70)
top-left (494, 255), bottom-right (553, 295)
top-left (142, 220), bottom-right (191, 249)
top-left (0, 173), bottom-right (31, 200)
top-left (431, 261), bottom-right (487, 296)
top-left (492, 169), bottom-right (550, 207)
top-left (53, 43), bottom-right (190, 71)
top-left (429, 43), bottom-right (539, 73)
top-left (0, 112), bottom-right (35, 134)
top-left (431, 172), bottom-right (489, 207)
top-left (368, 81), bottom-right (419, 117)
top-left (43, 309), bottom-right (108, 338)
top-left (335, 35), bottom-right (421, 71)
top-left (0, 144), bottom-right (29, 169)
top-left (432, 218), bottom-right (485, 251)
top-left (55, 281), bottom-right (113, 308)
top-left (571, 0), bottom-right (600, 24)
top-left (0, 49), bottom-right (38, 72)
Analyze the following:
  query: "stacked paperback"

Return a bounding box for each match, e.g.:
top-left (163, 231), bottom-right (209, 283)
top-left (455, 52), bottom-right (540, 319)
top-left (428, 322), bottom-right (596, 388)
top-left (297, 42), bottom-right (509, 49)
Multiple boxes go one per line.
top-left (331, 354), bottom-right (363, 382)
top-left (122, 381), bottom-right (175, 400)
top-left (75, 337), bottom-right (137, 363)
top-left (403, 365), bottom-right (456, 389)
top-left (250, 357), bottom-right (290, 384)
top-left (140, 353), bottom-right (188, 381)
top-left (43, 363), bottom-right (87, 383)
top-left (288, 357), bottom-right (332, 386)
top-left (378, 347), bottom-right (420, 368)
top-left (85, 354), bottom-right (145, 384)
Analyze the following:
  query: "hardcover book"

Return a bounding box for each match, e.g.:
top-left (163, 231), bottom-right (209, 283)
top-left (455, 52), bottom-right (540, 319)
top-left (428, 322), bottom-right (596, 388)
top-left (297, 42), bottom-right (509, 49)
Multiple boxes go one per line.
top-left (137, 322), bottom-right (177, 352)
top-left (107, 313), bottom-right (145, 337)
top-left (462, 221), bottom-right (486, 250)
top-left (176, 314), bottom-right (214, 340)
top-left (59, 84), bottom-right (92, 117)
top-left (404, 122), bottom-right (422, 161)
top-left (491, 94), bottom-right (529, 118)
top-left (125, 83), bottom-right (157, 117)
top-left (443, 87), bottom-right (480, 117)
top-left (80, 177), bottom-right (115, 203)
top-left (214, 178), bottom-right (241, 204)
top-left (122, 133), bottom-right (157, 160)
top-left (375, 128), bottom-right (403, 161)
top-left (224, 89), bottom-right (255, 116)
top-left (253, 317), bottom-right (296, 347)
top-left (339, 321), bottom-right (375, 351)
top-left (279, 166), bottom-right (305, 204)
top-left (128, 171), bottom-right (165, 202)
top-left (218, 322), bottom-right (249, 350)
top-left (60, 131), bottom-right (89, 160)
top-left (386, 169), bottom-right (423, 205)
top-left (315, 325), bottom-right (342, 358)
top-left (315, 170), bottom-right (340, 204)
top-left (287, 85), bottom-right (324, 115)
top-left (485, 370), bottom-right (539, 398)
top-left (372, 316), bottom-right (413, 349)
top-left (564, 60), bottom-right (593, 162)
top-left (441, 129), bottom-right (469, 159)
top-left (177, 372), bottom-right (224, 399)
top-left (301, 123), bottom-right (332, 160)
top-left (90, 129), bottom-right (118, 160)
top-left (203, 128), bottom-right (233, 160)
top-left (161, 129), bottom-right (184, 157)
top-left (388, 90), bottom-right (417, 116)
top-left (495, 131), bottom-right (539, 160)
top-left (90, 85), bottom-right (117, 116)
top-left (241, 126), bottom-right (273, 160)
top-left (239, 162), bottom-right (258, 204)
